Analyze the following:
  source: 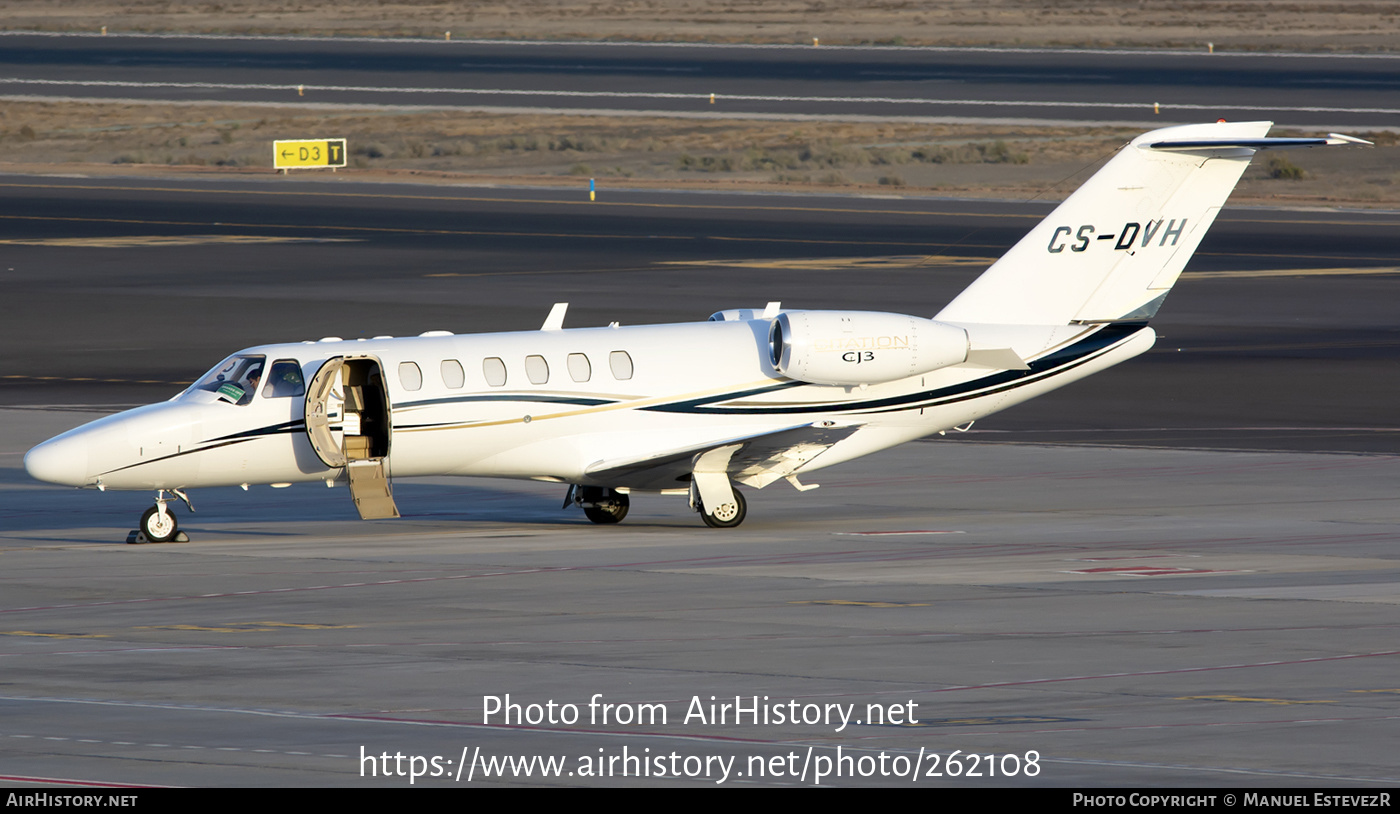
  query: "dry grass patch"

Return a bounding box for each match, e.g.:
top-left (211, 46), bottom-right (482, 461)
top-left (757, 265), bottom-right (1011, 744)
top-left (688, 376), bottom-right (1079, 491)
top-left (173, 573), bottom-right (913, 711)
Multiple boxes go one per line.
top-left (2, 1), bottom-right (1398, 51)
top-left (1, 100), bottom-right (1395, 206)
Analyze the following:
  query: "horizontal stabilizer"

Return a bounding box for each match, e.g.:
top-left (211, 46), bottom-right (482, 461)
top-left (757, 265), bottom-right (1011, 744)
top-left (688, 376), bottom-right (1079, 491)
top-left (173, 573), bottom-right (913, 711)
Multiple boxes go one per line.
top-left (1148, 134), bottom-right (1373, 151)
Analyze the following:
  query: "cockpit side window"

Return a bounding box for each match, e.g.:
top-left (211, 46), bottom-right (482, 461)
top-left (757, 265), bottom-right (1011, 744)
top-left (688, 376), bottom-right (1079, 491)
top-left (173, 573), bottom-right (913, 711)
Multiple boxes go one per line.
top-left (193, 354), bottom-right (267, 405)
top-left (261, 359), bottom-right (306, 399)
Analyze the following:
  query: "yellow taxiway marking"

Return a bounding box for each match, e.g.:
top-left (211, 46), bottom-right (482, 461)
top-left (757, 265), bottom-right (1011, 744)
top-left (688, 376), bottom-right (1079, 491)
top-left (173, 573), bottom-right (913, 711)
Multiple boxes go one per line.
top-left (426, 248), bottom-right (1001, 278)
top-left (140, 622), bottom-right (357, 633)
top-left (0, 180), bottom-right (1041, 220)
top-left (1217, 215), bottom-right (1400, 228)
top-left (424, 265), bottom-right (660, 279)
top-left (0, 213), bottom-right (959, 253)
top-left (1178, 695), bottom-right (1335, 705)
top-left (3, 375), bottom-right (190, 386)
top-left (1348, 689), bottom-right (1400, 694)
top-left (898, 716), bottom-right (1072, 727)
top-left (789, 600), bottom-right (932, 608)
top-left (660, 255), bottom-right (997, 270)
top-left (0, 631), bottom-right (108, 639)
top-left (1182, 338), bottom-right (1400, 353)
top-left (252, 622), bottom-right (357, 629)
top-left (0, 213), bottom-right (656, 242)
top-left (2, 181), bottom-right (1395, 228)
top-left (0, 235), bottom-right (360, 248)
top-left (661, 257), bottom-right (1399, 277)
top-left (3, 214), bottom-right (1386, 269)
top-left (146, 625), bottom-right (276, 633)
top-left (1182, 267), bottom-right (1400, 280)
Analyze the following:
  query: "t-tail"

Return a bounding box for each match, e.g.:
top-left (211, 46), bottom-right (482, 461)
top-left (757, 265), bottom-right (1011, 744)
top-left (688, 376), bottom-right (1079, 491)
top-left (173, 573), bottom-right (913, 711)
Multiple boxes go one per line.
top-left (937, 121), bottom-right (1369, 327)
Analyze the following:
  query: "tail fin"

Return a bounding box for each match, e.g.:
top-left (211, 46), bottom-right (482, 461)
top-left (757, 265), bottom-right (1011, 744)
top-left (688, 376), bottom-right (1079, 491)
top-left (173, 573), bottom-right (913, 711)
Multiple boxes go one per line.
top-left (935, 121), bottom-right (1360, 327)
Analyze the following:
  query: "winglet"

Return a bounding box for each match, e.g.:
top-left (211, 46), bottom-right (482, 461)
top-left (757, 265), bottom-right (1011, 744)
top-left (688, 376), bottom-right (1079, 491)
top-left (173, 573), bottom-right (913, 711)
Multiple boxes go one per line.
top-left (541, 303), bottom-right (568, 331)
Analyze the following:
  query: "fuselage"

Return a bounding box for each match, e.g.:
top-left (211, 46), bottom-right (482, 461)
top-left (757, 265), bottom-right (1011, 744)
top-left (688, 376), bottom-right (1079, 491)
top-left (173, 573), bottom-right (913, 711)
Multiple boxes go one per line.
top-left (24, 316), bottom-right (1155, 494)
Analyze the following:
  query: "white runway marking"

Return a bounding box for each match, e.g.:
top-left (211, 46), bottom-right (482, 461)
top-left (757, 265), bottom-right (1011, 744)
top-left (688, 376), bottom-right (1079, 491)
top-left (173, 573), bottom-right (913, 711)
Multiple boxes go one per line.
top-left (3, 31), bottom-right (1399, 61)
top-left (1, 77), bottom-right (1396, 117)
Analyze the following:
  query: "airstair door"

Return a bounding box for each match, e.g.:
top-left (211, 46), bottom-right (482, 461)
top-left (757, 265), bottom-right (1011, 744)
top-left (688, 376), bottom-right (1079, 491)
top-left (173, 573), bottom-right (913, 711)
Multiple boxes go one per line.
top-left (304, 355), bottom-right (400, 519)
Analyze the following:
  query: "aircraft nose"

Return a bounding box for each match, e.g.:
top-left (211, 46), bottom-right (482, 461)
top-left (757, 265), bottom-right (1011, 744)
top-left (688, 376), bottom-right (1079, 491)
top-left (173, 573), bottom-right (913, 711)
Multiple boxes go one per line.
top-left (24, 435), bottom-right (90, 487)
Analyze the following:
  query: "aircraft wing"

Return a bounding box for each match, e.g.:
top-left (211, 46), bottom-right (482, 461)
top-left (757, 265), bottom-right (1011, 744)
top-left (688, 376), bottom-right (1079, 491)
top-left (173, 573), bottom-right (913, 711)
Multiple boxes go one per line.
top-left (583, 422), bottom-right (861, 492)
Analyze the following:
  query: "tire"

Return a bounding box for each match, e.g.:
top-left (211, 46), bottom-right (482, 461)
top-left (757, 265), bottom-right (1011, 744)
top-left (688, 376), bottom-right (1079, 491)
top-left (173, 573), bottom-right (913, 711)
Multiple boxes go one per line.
top-left (583, 490), bottom-right (629, 524)
top-left (140, 505), bottom-right (179, 542)
top-left (700, 489), bottom-right (746, 528)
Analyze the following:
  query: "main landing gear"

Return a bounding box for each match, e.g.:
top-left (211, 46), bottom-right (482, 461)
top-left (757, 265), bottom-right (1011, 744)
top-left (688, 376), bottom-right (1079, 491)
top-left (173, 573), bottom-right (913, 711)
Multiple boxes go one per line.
top-left (689, 465), bottom-right (747, 529)
top-left (563, 479), bottom-right (749, 529)
top-left (129, 489), bottom-right (192, 544)
top-left (564, 485), bottom-right (630, 525)
top-left (697, 488), bottom-right (746, 529)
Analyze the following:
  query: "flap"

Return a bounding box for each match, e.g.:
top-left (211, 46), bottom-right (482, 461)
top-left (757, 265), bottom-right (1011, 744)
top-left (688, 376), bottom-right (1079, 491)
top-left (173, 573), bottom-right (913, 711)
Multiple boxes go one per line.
top-left (583, 422), bottom-right (860, 491)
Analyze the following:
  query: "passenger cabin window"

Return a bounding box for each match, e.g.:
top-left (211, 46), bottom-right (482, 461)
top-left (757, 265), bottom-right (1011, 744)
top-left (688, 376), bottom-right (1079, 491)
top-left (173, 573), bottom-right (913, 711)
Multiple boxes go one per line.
top-left (525, 355), bottom-right (549, 385)
top-left (261, 359), bottom-right (306, 398)
top-left (609, 350), bottom-right (634, 381)
top-left (441, 359), bottom-right (465, 389)
top-left (194, 354), bottom-right (266, 406)
top-left (483, 357), bottom-right (507, 387)
top-left (567, 353), bottom-right (591, 382)
top-left (399, 361), bottom-right (423, 391)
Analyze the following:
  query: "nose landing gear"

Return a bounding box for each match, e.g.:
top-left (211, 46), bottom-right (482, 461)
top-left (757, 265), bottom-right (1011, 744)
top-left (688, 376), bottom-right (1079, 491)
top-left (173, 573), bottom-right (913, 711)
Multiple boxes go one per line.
top-left (128, 489), bottom-right (193, 544)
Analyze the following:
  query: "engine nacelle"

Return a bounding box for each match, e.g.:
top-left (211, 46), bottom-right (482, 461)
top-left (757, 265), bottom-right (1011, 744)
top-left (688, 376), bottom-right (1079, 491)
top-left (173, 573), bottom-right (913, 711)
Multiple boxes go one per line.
top-left (769, 310), bottom-right (970, 386)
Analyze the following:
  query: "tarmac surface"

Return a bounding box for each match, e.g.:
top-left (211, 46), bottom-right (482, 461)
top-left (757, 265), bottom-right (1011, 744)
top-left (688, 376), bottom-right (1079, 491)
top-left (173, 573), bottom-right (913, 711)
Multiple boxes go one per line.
top-left (5, 409), bottom-right (1400, 787)
top-left (2, 33), bottom-right (1399, 126)
top-left (2, 174), bottom-right (1399, 786)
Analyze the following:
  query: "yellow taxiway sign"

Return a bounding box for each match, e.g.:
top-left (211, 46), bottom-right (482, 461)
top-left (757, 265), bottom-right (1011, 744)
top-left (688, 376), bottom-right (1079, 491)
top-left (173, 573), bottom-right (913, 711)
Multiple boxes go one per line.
top-left (274, 138), bottom-right (347, 170)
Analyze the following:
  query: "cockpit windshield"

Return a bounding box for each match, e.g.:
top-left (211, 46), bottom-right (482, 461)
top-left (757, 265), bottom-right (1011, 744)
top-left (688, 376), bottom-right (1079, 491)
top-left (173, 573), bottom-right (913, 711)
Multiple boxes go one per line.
top-left (189, 354), bottom-right (267, 405)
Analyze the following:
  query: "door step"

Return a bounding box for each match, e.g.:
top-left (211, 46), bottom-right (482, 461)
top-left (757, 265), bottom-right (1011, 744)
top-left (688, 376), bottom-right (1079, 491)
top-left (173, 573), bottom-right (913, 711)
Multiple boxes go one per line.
top-left (346, 459), bottom-right (400, 519)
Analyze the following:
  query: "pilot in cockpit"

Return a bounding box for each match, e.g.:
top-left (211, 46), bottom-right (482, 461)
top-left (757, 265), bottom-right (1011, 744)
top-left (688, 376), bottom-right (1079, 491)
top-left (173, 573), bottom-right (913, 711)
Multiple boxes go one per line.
top-left (238, 365), bottom-right (263, 405)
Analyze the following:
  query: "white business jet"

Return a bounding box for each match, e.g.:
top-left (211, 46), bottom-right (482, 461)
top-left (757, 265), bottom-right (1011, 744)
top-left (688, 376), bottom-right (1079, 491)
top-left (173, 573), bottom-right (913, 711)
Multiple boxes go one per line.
top-left (25, 121), bottom-right (1368, 540)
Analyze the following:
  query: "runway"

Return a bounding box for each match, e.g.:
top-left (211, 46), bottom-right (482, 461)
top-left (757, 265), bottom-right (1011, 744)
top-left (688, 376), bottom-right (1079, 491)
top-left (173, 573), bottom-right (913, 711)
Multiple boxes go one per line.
top-left (2, 33), bottom-right (1399, 126)
top-left (3, 172), bottom-right (1400, 786)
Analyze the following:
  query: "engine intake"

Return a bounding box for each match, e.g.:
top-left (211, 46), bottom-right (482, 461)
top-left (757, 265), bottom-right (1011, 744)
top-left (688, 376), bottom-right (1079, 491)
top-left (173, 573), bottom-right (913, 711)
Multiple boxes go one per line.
top-left (769, 310), bottom-right (970, 386)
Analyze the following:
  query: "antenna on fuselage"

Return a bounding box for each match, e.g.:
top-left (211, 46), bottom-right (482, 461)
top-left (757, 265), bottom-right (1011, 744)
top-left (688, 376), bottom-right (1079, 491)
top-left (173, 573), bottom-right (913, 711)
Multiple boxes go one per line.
top-left (541, 303), bottom-right (568, 331)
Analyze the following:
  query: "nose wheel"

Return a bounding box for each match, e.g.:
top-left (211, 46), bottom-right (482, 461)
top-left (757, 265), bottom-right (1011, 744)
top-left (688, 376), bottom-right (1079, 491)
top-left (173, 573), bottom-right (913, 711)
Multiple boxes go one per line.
top-left (139, 505), bottom-right (179, 542)
top-left (129, 489), bottom-right (192, 544)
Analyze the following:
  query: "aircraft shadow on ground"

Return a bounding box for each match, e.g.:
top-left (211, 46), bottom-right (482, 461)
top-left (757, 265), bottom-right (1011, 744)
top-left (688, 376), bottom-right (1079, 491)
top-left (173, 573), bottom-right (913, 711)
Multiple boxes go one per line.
top-left (0, 477), bottom-right (708, 538)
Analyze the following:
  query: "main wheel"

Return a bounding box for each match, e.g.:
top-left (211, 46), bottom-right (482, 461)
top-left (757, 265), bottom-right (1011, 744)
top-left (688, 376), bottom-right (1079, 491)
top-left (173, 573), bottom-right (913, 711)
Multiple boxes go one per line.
top-left (583, 490), bottom-right (630, 524)
top-left (140, 505), bottom-right (179, 542)
top-left (700, 489), bottom-right (746, 528)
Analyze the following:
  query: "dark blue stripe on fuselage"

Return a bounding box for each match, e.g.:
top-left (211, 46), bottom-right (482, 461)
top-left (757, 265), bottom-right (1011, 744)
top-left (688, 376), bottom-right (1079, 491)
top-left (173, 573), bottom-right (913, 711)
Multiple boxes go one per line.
top-left (204, 418), bottom-right (306, 443)
top-left (640, 324), bottom-right (1144, 416)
